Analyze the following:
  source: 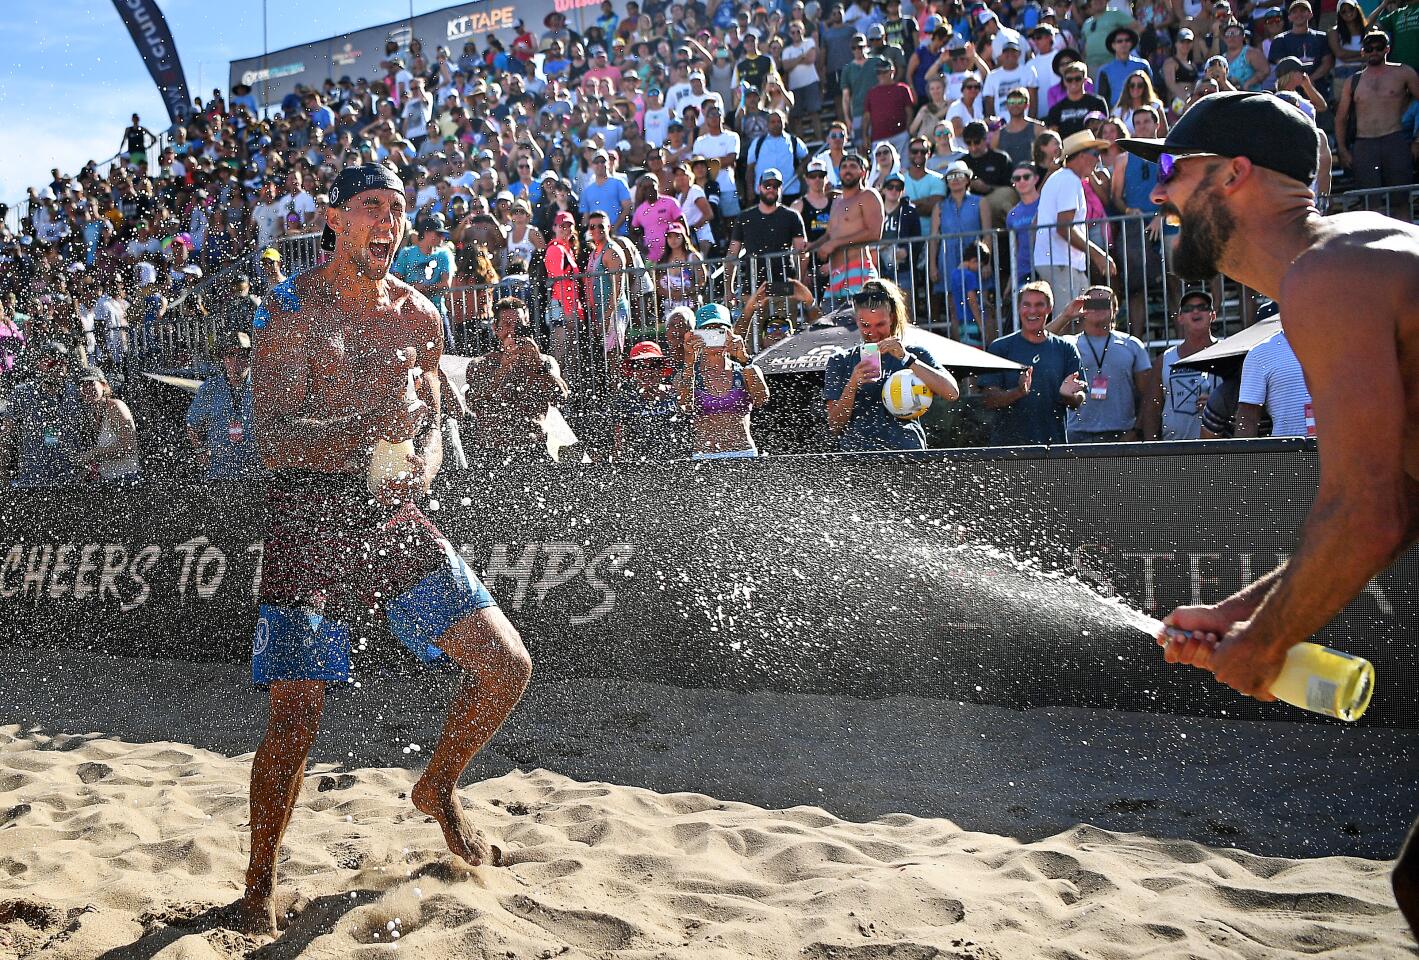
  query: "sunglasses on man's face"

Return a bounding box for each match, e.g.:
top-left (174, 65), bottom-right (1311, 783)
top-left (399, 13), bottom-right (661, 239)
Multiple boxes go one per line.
top-left (852, 289), bottom-right (893, 307)
top-left (1005, 97), bottom-right (1028, 105)
top-left (963, 83), bottom-right (981, 90)
top-left (1011, 172), bottom-right (1034, 182)
top-left (1157, 151), bottom-right (1220, 185)
top-left (1363, 42), bottom-right (1388, 51)
top-left (909, 147), bottom-right (929, 155)
top-left (1179, 303), bottom-right (1211, 314)
top-left (1065, 75), bottom-right (1084, 83)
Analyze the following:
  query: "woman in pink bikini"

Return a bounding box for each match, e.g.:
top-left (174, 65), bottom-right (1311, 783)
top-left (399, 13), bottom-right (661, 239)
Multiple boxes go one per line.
top-left (677, 303), bottom-right (769, 460)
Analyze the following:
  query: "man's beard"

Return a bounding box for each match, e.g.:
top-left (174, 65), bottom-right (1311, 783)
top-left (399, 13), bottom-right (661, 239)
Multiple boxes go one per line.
top-left (841, 170), bottom-right (861, 189)
top-left (1171, 175), bottom-right (1236, 281)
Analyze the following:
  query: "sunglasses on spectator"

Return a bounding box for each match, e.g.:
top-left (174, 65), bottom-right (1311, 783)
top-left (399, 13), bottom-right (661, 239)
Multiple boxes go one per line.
top-left (1065, 74), bottom-right (1084, 83)
top-left (909, 147), bottom-right (929, 154)
top-left (1011, 171), bottom-right (1034, 181)
top-left (852, 284), bottom-right (893, 306)
top-left (806, 170), bottom-right (826, 177)
top-left (963, 82), bottom-right (981, 89)
top-left (1005, 96), bottom-right (1028, 105)
top-left (588, 222), bottom-right (606, 231)
top-left (1363, 41), bottom-right (1387, 50)
top-left (884, 182), bottom-right (904, 190)
top-left (1179, 303), bottom-right (1211, 313)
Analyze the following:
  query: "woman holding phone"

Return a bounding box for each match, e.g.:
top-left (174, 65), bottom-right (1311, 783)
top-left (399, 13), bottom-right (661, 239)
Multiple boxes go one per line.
top-left (678, 303), bottom-right (769, 460)
top-left (823, 278), bottom-right (960, 452)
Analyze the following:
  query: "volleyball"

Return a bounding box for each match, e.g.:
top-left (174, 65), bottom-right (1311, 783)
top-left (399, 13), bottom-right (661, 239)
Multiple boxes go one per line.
top-left (883, 369), bottom-right (933, 420)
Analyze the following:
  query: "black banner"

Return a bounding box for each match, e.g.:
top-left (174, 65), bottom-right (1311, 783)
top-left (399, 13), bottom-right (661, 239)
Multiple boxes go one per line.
top-left (111, 0), bottom-right (193, 125)
top-left (2, 446), bottom-right (1416, 726)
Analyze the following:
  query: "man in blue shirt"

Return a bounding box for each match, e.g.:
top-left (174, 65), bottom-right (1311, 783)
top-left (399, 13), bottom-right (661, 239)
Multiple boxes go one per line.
top-left (186, 331), bottom-right (264, 481)
top-left (1096, 27), bottom-right (1154, 106)
top-left (391, 214), bottom-right (457, 347)
top-left (746, 111), bottom-right (810, 203)
top-left (578, 150), bottom-right (633, 235)
top-left (979, 283), bottom-right (1086, 445)
top-left (0, 341), bottom-right (87, 488)
top-left (823, 278), bottom-right (960, 451)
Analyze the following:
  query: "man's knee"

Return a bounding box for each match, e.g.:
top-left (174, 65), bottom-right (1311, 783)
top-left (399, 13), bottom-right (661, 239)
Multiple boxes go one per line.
top-left (443, 607), bottom-right (533, 690)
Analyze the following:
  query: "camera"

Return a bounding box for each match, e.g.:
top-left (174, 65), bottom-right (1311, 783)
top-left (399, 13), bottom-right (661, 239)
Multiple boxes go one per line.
top-left (697, 327), bottom-right (727, 348)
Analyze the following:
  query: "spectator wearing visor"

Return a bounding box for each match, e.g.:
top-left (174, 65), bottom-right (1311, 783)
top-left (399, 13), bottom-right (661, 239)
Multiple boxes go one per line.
top-left (678, 303), bottom-right (769, 460)
top-left (0, 341), bottom-right (87, 488)
top-left (73, 364), bottom-right (141, 487)
top-left (186, 331), bottom-right (263, 482)
top-left (823, 278), bottom-right (959, 452)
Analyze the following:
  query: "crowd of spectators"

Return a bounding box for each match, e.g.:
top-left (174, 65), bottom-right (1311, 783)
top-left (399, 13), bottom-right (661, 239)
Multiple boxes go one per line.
top-left (2, 0), bottom-right (1416, 478)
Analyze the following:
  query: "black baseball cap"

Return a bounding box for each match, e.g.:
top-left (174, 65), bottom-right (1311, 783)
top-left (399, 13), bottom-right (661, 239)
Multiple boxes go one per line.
top-left (1118, 91), bottom-right (1319, 185)
top-left (321, 163), bottom-right (406, 250)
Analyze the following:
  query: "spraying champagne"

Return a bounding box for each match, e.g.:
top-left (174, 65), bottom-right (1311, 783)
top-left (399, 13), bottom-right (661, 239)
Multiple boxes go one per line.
top-left (1142, 618), bottom-right (1375, 722)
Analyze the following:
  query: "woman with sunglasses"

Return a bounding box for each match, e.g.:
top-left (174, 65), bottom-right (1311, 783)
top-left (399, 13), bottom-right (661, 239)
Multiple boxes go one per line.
top-left (945, 73), bottom-right (985, 150)
top-left (1162, 29), bottom-right (1200, 116)
top-left (868, 141), bottom-right (904, 191)
top-left (925, 121), bottom-right (959, 175)
top-left (823, 278), bottom-right (959, 452)
top-left (1328, 0), bottom-right (1367, 84)
top-left (545, 211), bottom-right (583, 374)
top-left (1112, 71), bottom-right (1168, 135)
top-left (678, 304), bottom-right (768, 460)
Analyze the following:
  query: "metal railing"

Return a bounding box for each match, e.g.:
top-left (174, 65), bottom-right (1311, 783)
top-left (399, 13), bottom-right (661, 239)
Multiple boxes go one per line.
top-left (1328, 183), bottom-right (1419, 221)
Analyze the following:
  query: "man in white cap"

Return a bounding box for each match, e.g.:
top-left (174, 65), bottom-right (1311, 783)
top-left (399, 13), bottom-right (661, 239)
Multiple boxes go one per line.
top-left (1032, 129), bottom-right (1117, 314)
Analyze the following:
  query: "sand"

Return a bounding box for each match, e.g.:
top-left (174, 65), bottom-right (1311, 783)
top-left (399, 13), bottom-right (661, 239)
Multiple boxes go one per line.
top-left (2, 650), bottom-right (1417, 959)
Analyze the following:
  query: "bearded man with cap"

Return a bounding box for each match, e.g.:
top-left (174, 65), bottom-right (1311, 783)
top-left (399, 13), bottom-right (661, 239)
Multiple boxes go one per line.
top-left (1126, 92), bottom-right (1419, 937)
top-left (240, 163), bottom-right (530, 935)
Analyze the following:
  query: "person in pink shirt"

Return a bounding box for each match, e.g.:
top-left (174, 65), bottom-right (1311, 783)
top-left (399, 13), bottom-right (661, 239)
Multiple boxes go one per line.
top-left (631, 175), bottom-right (687, 261)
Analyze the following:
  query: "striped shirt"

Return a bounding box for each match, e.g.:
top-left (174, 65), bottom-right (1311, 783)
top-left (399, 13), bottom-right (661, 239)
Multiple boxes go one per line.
top-left (1239, 331), bottom-right (1313, 438)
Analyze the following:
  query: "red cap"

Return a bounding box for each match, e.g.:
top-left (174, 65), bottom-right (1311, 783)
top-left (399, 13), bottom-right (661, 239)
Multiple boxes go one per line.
top-left (627, 341), bottom-right (665, 362)
top-left (553, 210), bottom-right (576, 226)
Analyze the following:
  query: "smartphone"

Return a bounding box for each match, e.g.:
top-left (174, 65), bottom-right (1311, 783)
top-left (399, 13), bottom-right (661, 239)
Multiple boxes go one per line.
top-left (768, 280), bottom-right (796, 297)
top-left (697, 327), bottom-right (727, 349)
top-left (1084, 296), bottom-right (1111, 311)
top-left (860, 343), bottom-right (882, 381)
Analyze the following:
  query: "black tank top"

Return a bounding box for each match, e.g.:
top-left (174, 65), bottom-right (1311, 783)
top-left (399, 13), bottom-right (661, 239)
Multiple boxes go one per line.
top-left (800, 194), bottom-right (834, 244)
top-left (1170, 56), bottom-right (1197, 88)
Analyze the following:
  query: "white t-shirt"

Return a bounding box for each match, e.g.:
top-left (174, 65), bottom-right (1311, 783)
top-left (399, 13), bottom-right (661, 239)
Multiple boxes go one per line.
top-left (1239, 330), bottom-right (1313, 438)
top-left (416, 184), bottom-right (440, 212)
top-left (982, 64), bottom-right (1033, 106)
top-left (945, 98), bottom-right (984, 149)
top-left (693, 130), bottom-right (742, 195)
top-left (1024, 56), bottom-right (1061, 113)
top-left (402, 94), bottom-right (432, 138)
top-left (679, 183), bottom-right (715, 247)
top-left (283, 191), bottom-right (317, 226)
top-left (1033, 167), bottom-right (1088, 272)
top-left (667, 81), bottom-right (697, 119)
top-left (643, 106), bottom-right (672, 146)
top-left (783, 38), bottom-right (820, 90)
top-left (251, 201), bottom-right (286, 248)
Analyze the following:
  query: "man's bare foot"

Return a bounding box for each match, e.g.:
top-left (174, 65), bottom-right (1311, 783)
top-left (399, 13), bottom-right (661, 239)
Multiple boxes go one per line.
top-left (231, 888), bottom-right (279, 937)
top-left (411, 778), bottom-right (504, 867)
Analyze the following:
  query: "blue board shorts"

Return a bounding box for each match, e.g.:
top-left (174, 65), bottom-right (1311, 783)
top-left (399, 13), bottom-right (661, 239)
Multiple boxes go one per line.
top-left (252, 471), bottom-right (496, 686)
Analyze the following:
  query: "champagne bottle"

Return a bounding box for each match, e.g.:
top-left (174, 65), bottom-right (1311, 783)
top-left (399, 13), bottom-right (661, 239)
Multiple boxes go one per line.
top-left (367, 364), bottom-right (423, 496)
top-left (1151, 622), bottom-right (1375, 722)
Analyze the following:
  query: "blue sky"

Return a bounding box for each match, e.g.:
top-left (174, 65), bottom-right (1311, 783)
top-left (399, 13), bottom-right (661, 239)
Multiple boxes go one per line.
top-left (0, 0), bottom-right (445, 207)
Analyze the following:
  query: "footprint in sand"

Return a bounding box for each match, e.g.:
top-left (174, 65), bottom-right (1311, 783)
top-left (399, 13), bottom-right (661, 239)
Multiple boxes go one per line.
top-left (316, 774), bottom-right (359, 792)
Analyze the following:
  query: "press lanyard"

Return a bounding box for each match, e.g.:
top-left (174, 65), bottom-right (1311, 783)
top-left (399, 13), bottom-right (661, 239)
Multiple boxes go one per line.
top-left (1084, 332), bottom-right (1111, 372)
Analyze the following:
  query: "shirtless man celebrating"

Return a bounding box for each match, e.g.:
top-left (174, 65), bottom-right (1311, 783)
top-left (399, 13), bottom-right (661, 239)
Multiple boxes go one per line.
top-left (804, 152), bottom-right (885, 307)
top-left (1334, 29), bottom-right (1419, 190)
top-left (1119, 91), bottom-right (1419, 936)
top-left (241, 164), bottom-right (532, 934)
